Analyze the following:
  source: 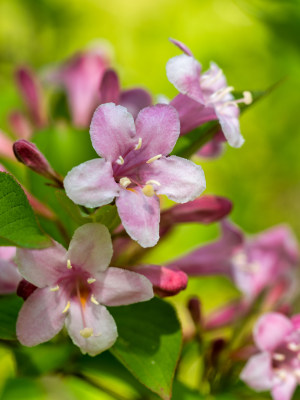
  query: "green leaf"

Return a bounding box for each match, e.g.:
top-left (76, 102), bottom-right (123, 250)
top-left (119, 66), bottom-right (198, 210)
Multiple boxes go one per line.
top-left (109, 297), bottom-right (182, 400)
top-left (0, 172), bottom-right (52, 248)
top-left (0, 295), bottom-right (23, 340)
top-left (0, 377), bottom-right (46, 400)
top-left (90, 205), bottom-right (121, 232)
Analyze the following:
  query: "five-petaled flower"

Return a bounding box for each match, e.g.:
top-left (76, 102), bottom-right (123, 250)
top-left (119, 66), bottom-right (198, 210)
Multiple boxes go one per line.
top-left (16, 223), bottom-right (153, 356)
top-left (166, 38), bottom-right (252, 148)
top-left (241, 312), bottom-right (300, 400)
top-left (64, 103), bottom-right (206, 247)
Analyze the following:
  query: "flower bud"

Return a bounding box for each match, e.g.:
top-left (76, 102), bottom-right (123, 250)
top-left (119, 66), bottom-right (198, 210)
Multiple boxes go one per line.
top-left (17, 279), bottom-right (37, 300)
top-left (187, 297), bottom-right (202, 326)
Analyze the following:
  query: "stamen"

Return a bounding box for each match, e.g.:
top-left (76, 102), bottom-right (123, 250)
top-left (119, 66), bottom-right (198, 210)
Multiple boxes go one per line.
top-left (142, 184), bottom-right (155, 197)
top-left (134, 137), bottom-right (142, 150)
top-left (62, 301), bottom-right (71, 314)
top-left (200, 68), bottom-right (223, 87)
top-left (273, 353), bottom-right (285, 361)
top-left (146, 154), bottom-right (162, 164)
top-left (210, 86), bottom-right (234, 102)
top-left (50, 285), bottom-right (59, 292)
top-left (288, 343), bottom-right (300, 352)
top-left (116, 155), bottom-right (124, 165)
top-left (87, 278), bottom-right (96, 284)
top-left (67, 259), bottom-right (72, 269)
top-left (146, 179), bottom-right (161, 186)
top-left (243, 91), bottom-right (252, 105)
top-left (91, 294), bottom-right (99, 305)
top-left (80, 327), bottom-right (94, 338)
top-left (275, 369), bottom-right (287, 381)
top-left (119, 177), bottom-right (131, 188)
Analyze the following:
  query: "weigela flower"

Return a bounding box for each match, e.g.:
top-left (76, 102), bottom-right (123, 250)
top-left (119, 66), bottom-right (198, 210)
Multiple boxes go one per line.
top-left (49, 48), bottom-right (109, 128)
top-left (241, 312), bottom-right (300, 400)
top-left (168, 222), bottom-right (299, 300)
top-left (0, 247), bottom-right (21, 294)
top-left (166, 39), bottom-right (252, 148)
top-left (100, 69), bottom-right (152, 119)
top-left (64, 103), bottom-right (206, 248)
top-left (16, 223), bottom-right (153, 356)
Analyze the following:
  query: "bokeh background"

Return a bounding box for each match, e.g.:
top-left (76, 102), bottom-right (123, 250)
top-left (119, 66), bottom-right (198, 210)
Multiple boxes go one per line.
top-left (0, 0), bottom-right (300, 398)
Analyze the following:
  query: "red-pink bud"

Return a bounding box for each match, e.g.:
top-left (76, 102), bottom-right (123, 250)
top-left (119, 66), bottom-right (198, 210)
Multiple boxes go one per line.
top-left (13, 140), bottom-right (62, 186)
top-left (17, 279), bottom-right (37, 300)
top-left (15, 68), bottom-right (47, 127)
top-left (187, 297), bottom-right (202, 326)
top-left (133, 265), bottom-right (188, 297)
top-left (100, 69), bottom-right (120, 104)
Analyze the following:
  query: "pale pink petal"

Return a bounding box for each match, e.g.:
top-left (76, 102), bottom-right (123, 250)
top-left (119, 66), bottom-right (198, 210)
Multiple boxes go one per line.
top-left (141, 155), bottom-right (206, 203)
top-left (271, 374), bottom-right (297, 400)
top-left (133, 265), bottom-right (187, 297)
top-left (0, 260), bottom-right (21, 294)
top-left (166, 54), bottom-right (204, 103)
top-left (65, 301), bottom-right (117, 356)
top-left (64, 159), bottom-right (119, 208)
top-left (116, 188), bottom-right (160, 248)
top-left (8, 111), bottom-right (32, 140)
top-left (0, 131), bottom-right (14, 160)
top-left (16, 287), bottom-right (66, 346)
top-left (0, 247), bottom-right (16, 261)
top-left (120, 88), bottom-right (152, 119)
top-left (291, 314), bottom-right (300, 330)
top-left (90, 103), bottom-right (136, 161)
top-left (93, 267), bottom-right (153, 306)
top-left (100, 69), bottom-right (120, 104)
top-left (204, 302), bottom-right (244, 330)
top-left (67, 223), bottom-right (112, 274)
top-left (216, 105), bottom-right (244, 148)
top-left (169, 38), bottom-right (193, 56)
top-left (240, 352), bottom-right (273, 391)
top-left (254, 313), bottom-right (293, 351)
top-left (170, 94), bottom-right (216, 135)
top-left (16, 242), bottom-right (67, 287)
top-left (135, 104), bottom-right (180, 159)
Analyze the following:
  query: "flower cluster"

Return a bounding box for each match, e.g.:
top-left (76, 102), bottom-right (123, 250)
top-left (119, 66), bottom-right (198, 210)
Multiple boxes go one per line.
top-left (0, 38), bottom-right (298, 400)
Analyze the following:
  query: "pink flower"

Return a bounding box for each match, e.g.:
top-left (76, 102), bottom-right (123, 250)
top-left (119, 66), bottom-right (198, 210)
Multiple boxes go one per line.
top-left (241, 312), bottom-right (300, 400)
top-left (0, 247), bottom-right (21, 294)
top-left (166, 39), bottom-right (252, 148)
top-left (50, 49), bottom-right (109, 128)
top-left (64, 103), bottom-right (206, 248)
top-left (100, 69), bottom-right (152, 119)
top-left (16, 224), bottom-right (153, 356)
top-left (168, 222), bottom-right (299, 300)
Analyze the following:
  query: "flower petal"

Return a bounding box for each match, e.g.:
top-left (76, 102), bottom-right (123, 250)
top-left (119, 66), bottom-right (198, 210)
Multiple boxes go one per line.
top-left (166, 54), bottom-right (204, 103)
top-left (271, 373), bottom-right (297, 400)
top-left (93, 267), bottom-right (153, 306)
top-left (99, 69), bottom-right (120, 104)
top-left (16, 287), bottom-right (66, 346)
top-left (65, 301), bottom-right (117, 356)
top-left (67, 223), bottom-right (112, 274)
top-left (116, 188), bottom-right (160, 248)
top-left (254, 313), bottom-right (293, 351)
top-left (0, 246), bottom-right (16, 261)
top-left (135, 104), bottom-right (180, 158)
top-left (0, 260), bottom-right (21, 294)
top-left (141, 155), bottom-right (206, 203)
top-left (216, 105), bottom-right (244, 148)
top-left (240, 352), bottom-right (273, 391)
top-left (64, 159), bottom-right (119, 208)
top-left (120, 88), bottom-right (152, 119)
top-left (169, 38), bottom-right (193, 56)
top-left (90, 103), bottom-right (136, 161)
top-left (16, 242), bottom-right (66, 287)
top-left (170, 94), bottom-right (216, 135)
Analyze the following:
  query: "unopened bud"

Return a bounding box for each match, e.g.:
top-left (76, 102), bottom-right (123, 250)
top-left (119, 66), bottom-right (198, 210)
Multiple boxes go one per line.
top-left (187, 297), bottom-right (202, 326)
top-left (13, 140), bottom-right (62, 186)
top-left (17, 279), bottom-right (37, 300)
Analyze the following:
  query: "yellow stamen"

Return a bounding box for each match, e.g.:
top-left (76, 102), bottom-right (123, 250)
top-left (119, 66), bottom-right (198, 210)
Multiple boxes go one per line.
top-left (142, 184), bottom-right (155, 197)
top-left (87, 278), bottom-right (96, 284)
top-left (91, 294), bottom-right (99, 305)
top-left (116, 155), bottom-right (124, 165)
top-left (80, 327), bottom-right (94, 338)
top-left (67, 259), bottom-right (72, 269)
top-left (146, 154), bottom-right (162, 164)
top-left (62, 301), bottom-right (71, 314)
top-left (243, 91), bottom-right (252, 105)
top-left (119, 177), bottom-right (131, 188)
top-left (146, 179), bottom-right (161, 186)
top-left (273, 353), bottom-right (285, 361)
top-left (134, 137), bottom-right (142, 150)
top-left (50, 285), bottom-right (59, 292)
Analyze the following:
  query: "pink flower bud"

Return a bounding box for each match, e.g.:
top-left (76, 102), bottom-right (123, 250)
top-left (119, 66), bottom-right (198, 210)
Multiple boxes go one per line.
top-left (17, 279), bottom-right (37, 300)
top-left (187, 297), bottom-right (202, 326)
top-left (8, 111), bottom-right (32, 140)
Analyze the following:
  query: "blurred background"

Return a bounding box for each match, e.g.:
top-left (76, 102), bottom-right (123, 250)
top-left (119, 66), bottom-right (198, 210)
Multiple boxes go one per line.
top-left (0, 0), bottom-right (299, 398)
